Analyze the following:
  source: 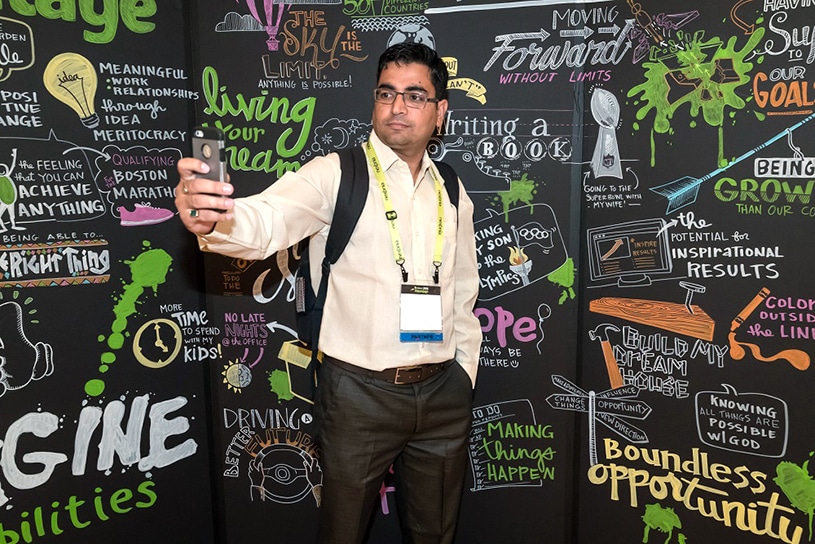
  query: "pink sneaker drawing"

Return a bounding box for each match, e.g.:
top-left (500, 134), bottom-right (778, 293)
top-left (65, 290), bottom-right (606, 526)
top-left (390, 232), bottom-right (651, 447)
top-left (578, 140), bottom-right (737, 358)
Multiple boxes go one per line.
top-left (119, 203), bottom-right (175, 226)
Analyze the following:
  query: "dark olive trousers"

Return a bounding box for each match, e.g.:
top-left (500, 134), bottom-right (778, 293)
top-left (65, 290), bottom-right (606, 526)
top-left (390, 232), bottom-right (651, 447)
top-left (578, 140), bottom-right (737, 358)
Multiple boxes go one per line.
top-left (314, 359), bottom-right (474, 544)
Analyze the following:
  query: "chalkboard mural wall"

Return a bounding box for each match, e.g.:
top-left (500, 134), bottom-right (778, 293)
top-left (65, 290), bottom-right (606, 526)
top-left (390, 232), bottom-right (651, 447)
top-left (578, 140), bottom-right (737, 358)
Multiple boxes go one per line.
top-left (0, 1), bottom-right (218, 543)
top-left (1, 0), bottom-right (813, 543)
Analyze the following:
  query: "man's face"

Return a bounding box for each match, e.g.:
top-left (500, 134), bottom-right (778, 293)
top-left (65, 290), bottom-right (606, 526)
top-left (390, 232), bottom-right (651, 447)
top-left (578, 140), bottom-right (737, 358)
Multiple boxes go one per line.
top-left (372, 61), bottom-right (448, 159)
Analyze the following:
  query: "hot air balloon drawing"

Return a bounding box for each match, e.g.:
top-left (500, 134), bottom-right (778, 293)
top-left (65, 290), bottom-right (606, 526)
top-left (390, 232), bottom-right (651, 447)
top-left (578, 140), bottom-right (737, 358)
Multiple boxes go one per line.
top-left (237, 0), bottom-right (289, 51)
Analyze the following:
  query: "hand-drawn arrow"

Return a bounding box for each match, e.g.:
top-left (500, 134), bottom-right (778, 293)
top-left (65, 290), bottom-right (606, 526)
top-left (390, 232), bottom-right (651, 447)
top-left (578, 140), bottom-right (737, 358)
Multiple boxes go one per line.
top-left (656, 218), bottom-right (677, 237)
top-left (600, 238), bottom-right (624, 261)
top-left (598, 24), bottom-right (620, 35)
top-left (597, 383), bottom-right (640, 399)
top-left (627, 167), bottom-right (640, 190)
top-left (560, 27), bottom-right (594, 39)
top-left (731, 0), bottom-right (755, 35)
top-left (266, 320), bottom-right (298, 338)
top-left (249, 347), bottom-right (265, 368)
top-left (650, 112), bottom-right (815, 214)
top-left (595, 411), bottom-right (649, 443)
top-left (495, 29), bottom-right (550, 42)
top-left (551, 374), bottom-right (587, 396)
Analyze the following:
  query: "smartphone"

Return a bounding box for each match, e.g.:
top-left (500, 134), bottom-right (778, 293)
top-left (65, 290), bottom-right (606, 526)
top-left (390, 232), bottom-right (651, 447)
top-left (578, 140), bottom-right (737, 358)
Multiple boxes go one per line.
top-left (191, 126), bottom-right (227, 182)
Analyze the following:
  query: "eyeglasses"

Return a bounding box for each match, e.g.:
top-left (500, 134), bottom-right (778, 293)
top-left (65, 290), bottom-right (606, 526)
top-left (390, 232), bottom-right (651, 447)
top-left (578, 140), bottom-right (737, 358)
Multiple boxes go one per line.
top-left (374, 88), bottom-right (440, 109)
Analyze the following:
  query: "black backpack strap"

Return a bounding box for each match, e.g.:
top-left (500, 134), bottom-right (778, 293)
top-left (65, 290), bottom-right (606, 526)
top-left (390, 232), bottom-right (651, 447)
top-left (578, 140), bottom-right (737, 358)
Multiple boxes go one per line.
top-left (323, 146), bottom-right (368, 264)
top-left (308, 145), bottom-right (368, 359)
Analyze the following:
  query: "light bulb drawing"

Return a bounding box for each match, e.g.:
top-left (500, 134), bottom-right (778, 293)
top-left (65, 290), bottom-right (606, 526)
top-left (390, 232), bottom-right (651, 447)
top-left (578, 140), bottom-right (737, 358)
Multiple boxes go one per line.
top-left (43, 52), bottom-right (99, 128)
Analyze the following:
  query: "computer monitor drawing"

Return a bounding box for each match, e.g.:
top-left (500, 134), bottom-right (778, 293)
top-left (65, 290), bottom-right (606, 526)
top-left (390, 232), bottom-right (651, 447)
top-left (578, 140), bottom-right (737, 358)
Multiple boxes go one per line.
top-left (587, 218), bottom-right (672, 287)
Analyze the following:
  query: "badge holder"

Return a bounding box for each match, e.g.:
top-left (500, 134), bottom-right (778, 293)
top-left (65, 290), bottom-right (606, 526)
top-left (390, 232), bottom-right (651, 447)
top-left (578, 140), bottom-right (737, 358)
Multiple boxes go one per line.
top-left (400, 284), bottom-right (443, 342)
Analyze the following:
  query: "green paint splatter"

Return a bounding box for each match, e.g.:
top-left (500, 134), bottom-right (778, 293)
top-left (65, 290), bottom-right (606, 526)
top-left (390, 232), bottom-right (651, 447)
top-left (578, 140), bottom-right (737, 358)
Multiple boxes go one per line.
top-left (628, 29), bottom-right (765, 166)
top-left (494, 173), bottom-right (536, 221)
top-left (84, 242), bottom-right (173, 397)
top-left (268, 369), bottom-right (295, 402)
top-left (642, 503), bottom-right (683, 544)
top-left (548, 258), bottom-right (575, 304)
top-left (85, 379), bottom-right (105, 397)
top-left (775, 454), bottom-right (815, 540)
top-left (0, 176), bottom-right (15, 205)
top-left (718, 125), bottom-right (725, 167)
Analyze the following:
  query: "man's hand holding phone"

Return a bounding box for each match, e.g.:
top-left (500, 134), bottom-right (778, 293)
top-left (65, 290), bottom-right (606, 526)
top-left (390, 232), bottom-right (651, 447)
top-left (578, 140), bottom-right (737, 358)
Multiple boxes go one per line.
top-left (176, 127), bottom-right (235, 234)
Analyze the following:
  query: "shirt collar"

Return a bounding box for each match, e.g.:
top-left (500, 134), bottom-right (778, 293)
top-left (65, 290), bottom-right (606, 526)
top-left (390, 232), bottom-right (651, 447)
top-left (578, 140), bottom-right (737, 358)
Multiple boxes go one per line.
top-left (368, 131), bottom-right (434, 180)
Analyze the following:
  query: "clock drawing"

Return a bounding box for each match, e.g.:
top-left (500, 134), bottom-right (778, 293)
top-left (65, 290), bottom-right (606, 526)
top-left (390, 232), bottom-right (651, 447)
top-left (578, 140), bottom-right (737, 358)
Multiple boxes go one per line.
top-left (133, 318), bottom-right (183, 368)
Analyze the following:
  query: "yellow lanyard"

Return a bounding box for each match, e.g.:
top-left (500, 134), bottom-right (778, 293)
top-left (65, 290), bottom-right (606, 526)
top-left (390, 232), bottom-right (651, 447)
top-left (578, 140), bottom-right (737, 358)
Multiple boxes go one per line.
top-left (364, 140), bottom-right (445, 284)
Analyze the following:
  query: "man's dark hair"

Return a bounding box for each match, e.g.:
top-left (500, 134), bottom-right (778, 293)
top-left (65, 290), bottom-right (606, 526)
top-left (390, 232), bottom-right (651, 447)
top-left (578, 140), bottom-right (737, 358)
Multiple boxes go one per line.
top-left (377, 43), bottom-right (449, 101)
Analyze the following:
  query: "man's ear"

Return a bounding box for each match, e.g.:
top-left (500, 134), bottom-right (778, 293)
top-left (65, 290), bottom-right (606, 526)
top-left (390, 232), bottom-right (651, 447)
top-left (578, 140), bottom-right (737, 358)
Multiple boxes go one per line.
top-left (436, 99), bottom-right (449, 132)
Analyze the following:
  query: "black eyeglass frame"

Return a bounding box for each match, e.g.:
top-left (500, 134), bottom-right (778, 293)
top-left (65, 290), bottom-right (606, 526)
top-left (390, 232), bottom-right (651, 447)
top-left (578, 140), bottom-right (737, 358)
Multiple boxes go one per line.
top-left (373, 88), bottom-right (440, 109)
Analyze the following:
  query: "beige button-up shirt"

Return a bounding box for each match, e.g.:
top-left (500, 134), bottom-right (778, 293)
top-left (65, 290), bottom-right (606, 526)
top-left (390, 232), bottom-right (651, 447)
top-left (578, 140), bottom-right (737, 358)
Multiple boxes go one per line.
top-left (199, 132), bottom-right (482, 385)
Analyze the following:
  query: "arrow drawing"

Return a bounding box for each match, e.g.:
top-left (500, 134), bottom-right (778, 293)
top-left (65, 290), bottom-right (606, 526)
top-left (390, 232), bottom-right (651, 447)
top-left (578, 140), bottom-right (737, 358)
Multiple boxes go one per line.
top-left (650, 112), bottom-right (815, 214)
top-left (560, 27), bottom-right (594, 38)
top-left (598, 24), bottom-right (621, 35)
top-left (730, 0), bottom-right (755, 35)
top-left (600, 238), bottom-right (624, 261)
top-left (494, 29), bottom-right (550, 42)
